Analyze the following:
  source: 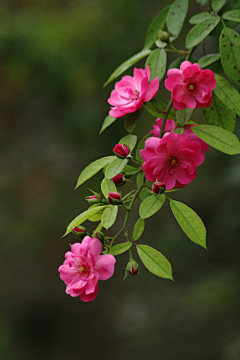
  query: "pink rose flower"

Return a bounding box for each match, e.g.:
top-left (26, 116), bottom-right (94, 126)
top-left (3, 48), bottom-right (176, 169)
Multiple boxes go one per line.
top-left (108, 66), bottom-right (159, 118)
top-left (165, 61), bottom-right (216, 110)
top-left (140, 131), bottom-right (205, 190)
top-left (149, 118), bottom-right (209, 152)
top-left (58, 236), bottom-right (116, 302)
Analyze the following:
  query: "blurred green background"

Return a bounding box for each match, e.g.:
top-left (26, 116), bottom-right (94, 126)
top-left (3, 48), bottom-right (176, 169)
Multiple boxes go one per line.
top-left (1, 0), bottom-right (240, 359)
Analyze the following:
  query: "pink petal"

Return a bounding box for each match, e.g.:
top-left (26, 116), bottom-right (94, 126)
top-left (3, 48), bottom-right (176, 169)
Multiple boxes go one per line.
top-left (180, 61), bottom-right (192, 72)
top-left (89, 237), bottom-right (102, 260)
top-left (95, 254), bottom-right (116, 280)
top-left (80, 283), bottom-right (98, 302)
top-left (58, 265), bottom-right (76, 284)
top-left (85, 273), bottom-right (99, 295)
top-left (172, 84), bottom-right (185, 102)
top-left (145, 66), bottom-right (150, 81)
top-left (172, 99), bottom-right (186, 110)
top-left (133, 68), bottom-right (146, 90)
top-left (182, 63), bottom-right (201, 77)
top-left (145, 78), bottom-right (159, 102)
top-left (183, 94), bottom-right (196, 109)
top-left (140, 76), bottom-right (149, 94)
top-left (165, 69), bottom-right (183, 91)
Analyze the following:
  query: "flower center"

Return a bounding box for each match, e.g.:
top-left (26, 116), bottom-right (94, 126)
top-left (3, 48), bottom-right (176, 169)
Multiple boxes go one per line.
top-left (188, 84), bottom-right (195, 91)
top-left (170, 157), bottom-right (177, 166)
top-left (133, 89), bottom-right (139, 98)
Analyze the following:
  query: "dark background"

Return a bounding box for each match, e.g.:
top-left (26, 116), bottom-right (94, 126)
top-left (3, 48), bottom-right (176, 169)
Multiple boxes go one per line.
top-left (1, 1), bottom-right (240, 359)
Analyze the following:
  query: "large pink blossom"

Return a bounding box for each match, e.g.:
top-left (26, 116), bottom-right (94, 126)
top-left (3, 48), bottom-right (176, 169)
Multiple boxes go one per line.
top-left (140, 131), bottom-right (205, 190)
top-left (108, 66), bottom-right (159, 118)
top-left (165, 61), bottom-right (216, 110)
top-left (149, 118), bottom-right (209, 152)
top-left (58, 236), bottom-right (116, 302)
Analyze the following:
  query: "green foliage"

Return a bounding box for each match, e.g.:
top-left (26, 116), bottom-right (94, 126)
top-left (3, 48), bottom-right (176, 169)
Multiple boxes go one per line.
top-left (220, 28), bottom-right (240, 86)
top-left (136, 244), bottom-right (173, 280)
top-left (211, 0), bottom-right (240, 36)
top-left (101, 206), bottom-right (118, 229)
top-left (109, 242), bottom-right (132, 256)
top-left (176, 108), bottom-right (193, 127)
top-left (169, 199), bottom-right (207, 249)
top-left (99, 115), bottom-right (117, 134)
top-left (125, 108), bottom-right (143, 133)
top-left (103, 49), bottom-right (151, 87)
top-left (75, 156), bottom-right (115, 189)
top-left (136, 134), bottom-right (152, 162)
top-left (63, 206), bottom-right (107, 236)
top-left (139, 194), bottom-right (165, 219)
top-left (101, 178), bottom-right (117, 198)
top-left (143, 6), bottom-right (170, 49)
top-left (167, 0), bottom-right (189, 36)
top-left (211, 0), bottom-right (226, 12)
top-left (88, 207), bottom-right (106, 222)
top-left (105, 158), bottom-right (129, 179)
top-left (214, 74), bottom-right (240, 116)
top-left (203, 94), bottom-right (236, 132)
top-left (198, 54), bottom-right (221, 68)
top-left (196, 0), bottom-right (209, 5)
top-left (222, 10), bottom-right (240, 22)
top-left (145, 99), bottom-right (176, 119)
top-left (119, 134), bottom-right (137, 151)
top-left (185, 17), bottom-right (220, 49)
top-left (132, 218), bottom-right (145, 241)
top-left (136, 172), bottom-right (152, 201)
top-left (192, 125), bottom-right (240, 155)
top-left (145, 49), bottom-right (167, 82)
top-left (189, 12), bottom-right (212, 24)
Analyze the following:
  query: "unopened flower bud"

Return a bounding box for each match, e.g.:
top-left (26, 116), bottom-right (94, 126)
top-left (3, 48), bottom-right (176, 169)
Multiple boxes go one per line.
top-left (108, 192), bottom-right (122, 205)
top-left (113, 144), bottom-right (130, 159)
top-left (72, 226), bottom-right (86, 238)
top-left (111, 174), bottom-right (126, 187)
top-left (93, 231), bottom-right (105, 243)
top-left (126, 260), bottom-right (139, 275)
top-left (152, 182), bottom-right (166, 194)
top-left (86, 195), bottom-right (101, 204)
top-left (159, 30), bottom-right (170, 43)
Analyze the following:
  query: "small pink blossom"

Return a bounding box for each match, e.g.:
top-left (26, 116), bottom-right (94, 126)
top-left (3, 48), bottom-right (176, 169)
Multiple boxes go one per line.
top-left (165, 61), bottom-right (216, 110)
top-left (112, 174), bottom-right (125, 186)
top-left (140, 132), bottom-right (205, 190)
top-left (149, 118), bottom-right (209, 152)
top-left (58, 236), bottom-right (116, 302)
top-left (152, 182), bottom-right (165, 194)
top-left (108, 192), bottom-right (121, 205)
top-left (113, 143), bottom-right (130, 158)
top-left (108, 66), bottom-right (159, 118)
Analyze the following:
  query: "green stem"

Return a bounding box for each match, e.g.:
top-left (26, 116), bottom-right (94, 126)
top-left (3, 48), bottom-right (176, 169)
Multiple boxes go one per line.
top-left (130, 156), bottom-right (143, 166)
top-left (110, 174), bottom-right (145, 247)
top-left (159, 99), bottom-right (173, 138)
top-left (186, 46), bottom-right (196, 61)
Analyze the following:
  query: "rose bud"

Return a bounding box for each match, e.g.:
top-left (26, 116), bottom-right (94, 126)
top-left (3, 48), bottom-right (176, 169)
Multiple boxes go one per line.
top-left (159, 30), bottom-right (170, 43)
top-left (72, 226), bottom-right (86, 238)
top-left (86, 195), bottom-right (100, 204)
top-left (111, 174), bottom-right (126, 187)
top-left (113, 144), bottom-right (130, 159)
top-left (93, 231), bottom-right (105, 243)
top-left (108, 192), bottom-right (122, 205)
top-left (152, 182), bottom-right (166, 194)
top-left (126, 260), bottom-right (139, 275)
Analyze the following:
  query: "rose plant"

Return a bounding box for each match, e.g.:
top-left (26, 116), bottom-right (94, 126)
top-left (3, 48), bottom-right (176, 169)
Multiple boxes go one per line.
top-left (59, 0), bottom-right (240, 302)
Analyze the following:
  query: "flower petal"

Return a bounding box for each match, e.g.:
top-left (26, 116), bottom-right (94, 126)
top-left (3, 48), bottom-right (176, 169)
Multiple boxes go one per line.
top-left (95, 254), bottom-right (116, 280)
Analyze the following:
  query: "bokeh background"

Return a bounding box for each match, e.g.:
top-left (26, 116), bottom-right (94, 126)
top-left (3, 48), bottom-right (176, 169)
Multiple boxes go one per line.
top-left (1, 0), bottom-right (240, 359)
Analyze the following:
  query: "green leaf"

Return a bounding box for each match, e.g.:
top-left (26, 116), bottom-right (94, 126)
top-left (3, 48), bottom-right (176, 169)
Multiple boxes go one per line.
top-left (136, 244), bottom-right (173, 280)
top-left (103, 49), bottom-right (151, 87)
top-left (136, 172), bottom-right (152, 201)
top-left (144, 6), bottom-right (170, 49)
top-left (189, 12), bottom-right (212, 24)
top-left (99, 114), bottom-right (117, 134)
top-left (192, 125), bottom-right (240, 154)
top-left (132, 218), bottom-right (145, 241)
top-left (220, 27), bottom-right (240, 87)
top-left (203, 94), bottom-right (236, 132)
top-left (185, 16), bottom-right (220, 49)
top-left (176, 108), bottom-right (193, 127)
top-left (75, 156), bottom-right (115, 189)
top-left (139, 194), bottom-right (165, 219)
top-left (174, 128), bottom-right (184, 134)
top-left (167, 0), bottom-right (189, 36)
top-left (125, 107), bottom-right (143, 133)
top-left (63, 206), bottom-right (107, 236)
top-left (222, 9), bottom-right (240, 22)
top-left (101, 178), bottom-right (117, 198)
top-left (198, 53), bottom-right (221, 68)
top-left (145, 99), bottom-right (176, 119)
top-left (101, 206), bottom-right (118, 229)
top-left (155, 39), bottom-right (167, 49)
top-left (211, 0), bottom-right (226, 12)
top-left (109, 242), bottom-right (132, 256)
top-left (105, 158), bottom-right (129, 179)
top-left (88, 207), bottom-right (105, 222)
top-left (210, 0), bottom-right (240, 36)
top-left (205, 59), bottom-right (224, 74)
top-left (122, 164), bottom-right (140, 177)
top-left (169, 199), bottom-right (207, 249)
top-left (119, 134), bottom-right (137, 151)
top-left (145, 49), bottom-right (167, 82)
top-left (214, 74), bottom-right (240, 116)
top-left (136, 134), bottom-right (152, 162)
